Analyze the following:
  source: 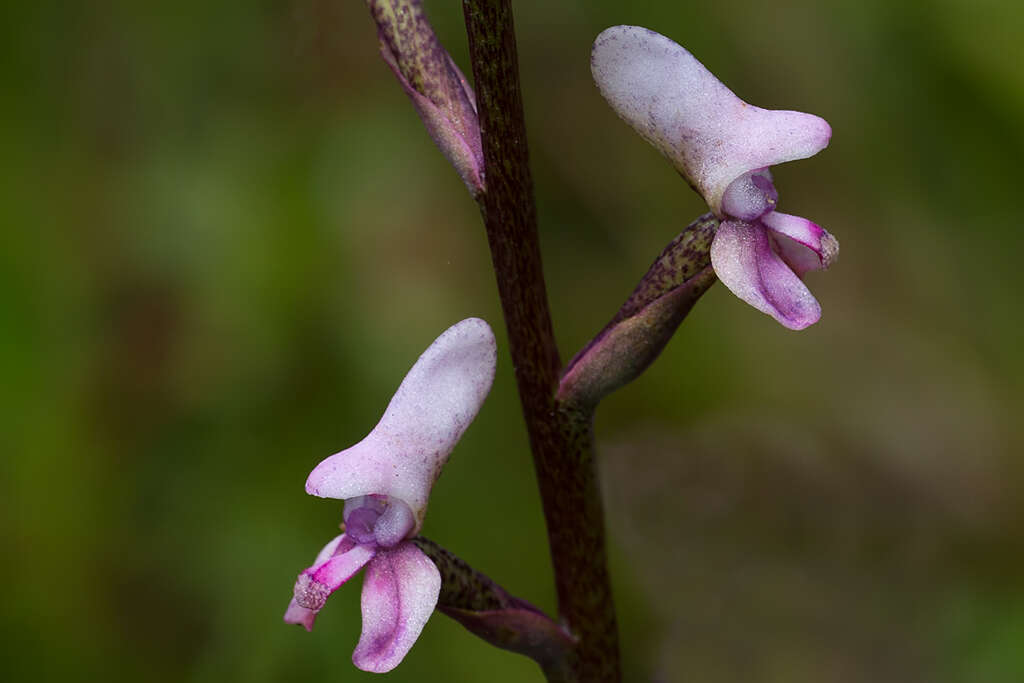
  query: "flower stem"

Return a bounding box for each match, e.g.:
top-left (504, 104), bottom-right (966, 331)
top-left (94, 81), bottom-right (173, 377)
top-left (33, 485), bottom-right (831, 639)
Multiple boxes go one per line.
top-left (413, 536), bottom-right (577, 680)
top-left (462, 1), bottom-right (620, 679)
top-left (559, 215), bottom-right (719, 410)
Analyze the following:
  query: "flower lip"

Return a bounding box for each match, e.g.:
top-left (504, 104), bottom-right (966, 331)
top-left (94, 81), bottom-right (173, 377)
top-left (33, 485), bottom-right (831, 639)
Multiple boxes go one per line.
top-left (352, 542), bottom-right (442, 673)
top-left (710, 220), bottom-right (823, 329)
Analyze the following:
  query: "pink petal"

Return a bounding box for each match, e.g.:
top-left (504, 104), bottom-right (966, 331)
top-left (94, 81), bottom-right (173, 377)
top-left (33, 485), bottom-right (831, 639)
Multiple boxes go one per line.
top-left (283, 599), bottom-right (318, 632)
top-left (352, 543), bottom-right (441, 673)
top-left (760, 211), bottom-right (840, 277)
top-left (306, 318), bottom-right (496, 532)
top-left (285, 538), bottom-right (375, 630)
top-left (591, 26), bottom-right (831, 214)
top-left (284, 534), bottom-right (347, 631)
top-left (710, 220), bottom-right (822, 330)
top-left (294, 541), bottom-right (376, 612)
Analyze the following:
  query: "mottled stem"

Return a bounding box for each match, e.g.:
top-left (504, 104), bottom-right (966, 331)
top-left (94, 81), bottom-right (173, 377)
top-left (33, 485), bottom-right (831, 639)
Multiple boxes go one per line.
top-left (462, 1), bottom-right (620, 680)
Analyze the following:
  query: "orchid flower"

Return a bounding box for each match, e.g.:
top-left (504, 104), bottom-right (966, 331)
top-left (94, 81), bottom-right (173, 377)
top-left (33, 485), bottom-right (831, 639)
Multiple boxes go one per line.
top-left (591, 26), bottom-right (839, 330)
top-left (284, 317), bottom-right (497, 673)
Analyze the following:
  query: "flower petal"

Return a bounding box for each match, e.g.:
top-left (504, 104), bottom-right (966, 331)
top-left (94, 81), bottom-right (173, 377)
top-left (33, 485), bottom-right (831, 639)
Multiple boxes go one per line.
top-left (284, 534), bottom-right (347, 631)
top-left (293, 539), bottom-right (376, 612)
top-left (591, 25), bottom-right (831, 214)
top-left (352, 543), bottom-right (441, 673)
top-left (760, 211), bottom-right (840, 277)
top-left (710, 220), bottom-right (822, 329)
top-left (283, 599), bottom-right (317, 631)
top-left (305, 318), bottom-right (496, 531)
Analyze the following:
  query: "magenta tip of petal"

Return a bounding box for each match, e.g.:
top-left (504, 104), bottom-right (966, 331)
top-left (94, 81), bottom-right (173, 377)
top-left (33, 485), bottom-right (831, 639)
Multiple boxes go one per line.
top-left (820, 231), bottom-right (840, 268)
top-left (294, 573), bottom-right (329, 611)
top-left (760, 211), bottom-right (840, 276)
top-left (283, 534), bottom-right (349, 632)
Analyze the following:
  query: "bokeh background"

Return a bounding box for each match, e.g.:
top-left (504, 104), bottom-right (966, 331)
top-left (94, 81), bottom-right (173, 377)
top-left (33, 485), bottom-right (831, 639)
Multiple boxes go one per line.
top-left (3, 0), bottom-right (1022, 681)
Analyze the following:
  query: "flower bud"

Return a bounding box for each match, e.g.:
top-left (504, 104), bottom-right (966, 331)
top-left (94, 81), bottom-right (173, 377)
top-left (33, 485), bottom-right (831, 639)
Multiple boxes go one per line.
top-left (367, 0), bottom-right (485, 196)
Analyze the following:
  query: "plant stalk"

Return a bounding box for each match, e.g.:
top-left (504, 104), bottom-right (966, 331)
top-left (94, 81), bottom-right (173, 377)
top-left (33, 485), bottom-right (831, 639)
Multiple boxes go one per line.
top-left (462, 1), bottom-right (620, 679)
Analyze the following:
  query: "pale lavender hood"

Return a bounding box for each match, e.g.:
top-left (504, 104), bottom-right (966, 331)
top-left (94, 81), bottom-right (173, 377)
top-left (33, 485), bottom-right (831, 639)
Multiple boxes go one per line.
top-left (305, 317), bottom-right (497, 531)
top-left (591, 25), bottom-right (831, 216)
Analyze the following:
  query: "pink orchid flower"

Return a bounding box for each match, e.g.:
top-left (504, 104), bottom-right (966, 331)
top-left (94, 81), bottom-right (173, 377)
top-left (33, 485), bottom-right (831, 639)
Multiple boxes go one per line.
top-left (285, 317), bottom-right (497, 672)
top-left (592, 26), bottom-right (839, 330)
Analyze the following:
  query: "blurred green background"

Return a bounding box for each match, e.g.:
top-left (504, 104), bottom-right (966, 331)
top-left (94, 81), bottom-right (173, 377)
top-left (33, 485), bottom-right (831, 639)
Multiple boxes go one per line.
top-left (3, 0), bottom-right (1022, 681)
